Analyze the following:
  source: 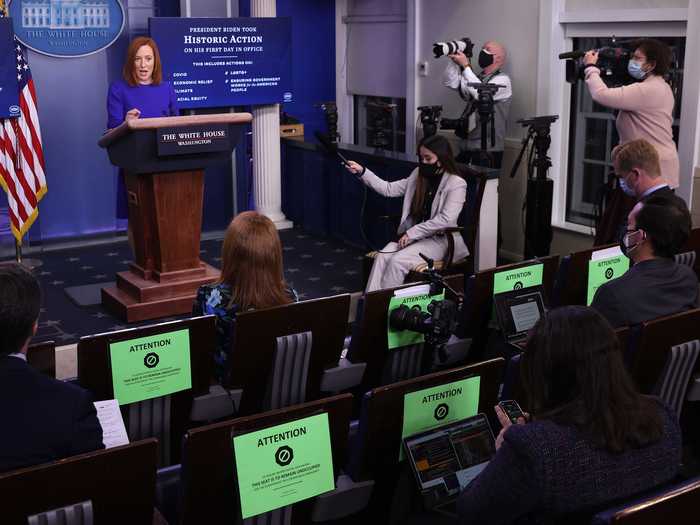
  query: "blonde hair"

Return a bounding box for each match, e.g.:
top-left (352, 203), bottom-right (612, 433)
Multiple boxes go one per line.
top-left (612, 139), bottom-right (661, 179)
top-left (219, 211), bottom-right (293, 310)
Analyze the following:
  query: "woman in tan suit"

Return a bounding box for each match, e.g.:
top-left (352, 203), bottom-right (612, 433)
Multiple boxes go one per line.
top-left (345, 135), bottom-right (468, 292)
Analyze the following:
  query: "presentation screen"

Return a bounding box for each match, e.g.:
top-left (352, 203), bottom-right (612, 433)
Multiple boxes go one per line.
top-left (149, 17), bottom-right (292, 109)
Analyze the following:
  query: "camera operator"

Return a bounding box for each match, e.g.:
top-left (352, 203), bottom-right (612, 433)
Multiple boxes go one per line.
top-left (442, 41), bottom-right (512, 169)
top-left (583, 39), bottom-right (678, 188)
top-left (583, 39), bottom-right (679, 244)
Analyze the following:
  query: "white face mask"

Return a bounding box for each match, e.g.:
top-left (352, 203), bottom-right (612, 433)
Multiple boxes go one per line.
top-left (623, 229), bottom-right (645, 254)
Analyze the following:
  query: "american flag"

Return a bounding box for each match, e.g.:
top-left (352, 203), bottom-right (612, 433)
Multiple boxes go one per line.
top-left (0, 0), bottom-right (47, 244)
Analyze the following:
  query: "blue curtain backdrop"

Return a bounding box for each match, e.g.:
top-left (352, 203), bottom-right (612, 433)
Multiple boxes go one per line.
top-left (0, 0), bottom-right (335, 247)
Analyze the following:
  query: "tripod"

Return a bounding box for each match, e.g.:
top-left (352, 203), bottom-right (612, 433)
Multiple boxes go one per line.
top-left (467, 82), bottom-right (505, 169)
top-left (510, 115), bottom-right (559, 258)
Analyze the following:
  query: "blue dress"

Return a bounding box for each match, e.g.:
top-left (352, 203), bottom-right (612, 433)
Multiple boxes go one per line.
top-left (193, 283), bottom-right (298, 383)
top-left (106, 79), bottom-right (179, 129)
top-left (106, 79), bottom-right (180, 217)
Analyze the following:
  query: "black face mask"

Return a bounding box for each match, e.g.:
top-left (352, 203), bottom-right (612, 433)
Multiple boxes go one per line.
top-left (419, 162), bottom-right (441, 178)
top-left (478, 49), bottom-right (494, 69)
top-left (618, 235), bottom-right (628, 257)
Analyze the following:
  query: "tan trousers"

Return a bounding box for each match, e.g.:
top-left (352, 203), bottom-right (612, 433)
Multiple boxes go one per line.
top-left (365, 234), bottom-right (468, 292)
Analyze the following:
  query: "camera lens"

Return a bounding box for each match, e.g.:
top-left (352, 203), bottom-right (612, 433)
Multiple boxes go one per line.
top-left (389, 304), bottom-right (430, 333)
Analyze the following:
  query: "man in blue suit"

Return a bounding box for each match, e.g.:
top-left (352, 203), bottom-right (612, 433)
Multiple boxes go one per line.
top-left (0, 264), bottom-right (103, 473)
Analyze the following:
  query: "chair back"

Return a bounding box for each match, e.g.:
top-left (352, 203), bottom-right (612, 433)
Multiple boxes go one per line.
top-left (461, 255), bottom-right (559, 362)
top-left (381, 343), bottom-right (424, 385)
top-left (655, 340), bottom-right (700, 417)
top-left (229, 294), bottom-right (349, 415)
top-left (77, 316), bottom-right (215, 466)
top-left (27, 340), bottom-right (56, 378)
top-left (179, 395), bottom-right (353, 524)
top-left (677, 227), bottom-right (700, 280)
top-left (552, 243), bottom-right (618, 306)
top-left (630, 309), bottom-right (700, 413)
top-left (591, 476), bottom-right (700, 524)
top-left (264, 331), bottom-right (313, 410)
top-left (27, 500), bottom-right (93, 525)
top-left (346, 275), bottom-right (464, 391)
top-left (350, 358), bottom-right (504, 522)
top-left (0, 440), bottom-right (157, 525)
top-left (242, 508), bottom-right (291, 525)
top-left (127, 396), bottom-right (172, 466)
top-left (674, 250), bottom-right (696, 268)
top-left (455, 164), bottom-right (490, 274)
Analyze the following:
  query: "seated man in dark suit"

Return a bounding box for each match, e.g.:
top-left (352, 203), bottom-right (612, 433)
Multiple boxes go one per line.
top-left (591, 195), bottom-right (699, 328)
top-left (0, 264), bottom-right (103, 473)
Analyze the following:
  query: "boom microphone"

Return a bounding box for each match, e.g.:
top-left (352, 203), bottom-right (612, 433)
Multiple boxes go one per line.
top-left (558, 50), bottom-right (586, 60)
top-left (314, 131), bottom-right (350, 165)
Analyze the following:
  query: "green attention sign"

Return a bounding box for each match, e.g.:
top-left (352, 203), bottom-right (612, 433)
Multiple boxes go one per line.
top-left (493, 263), bottom-right (544, 295)
top-left (233, 413), bottom-right (335, 519)
top-left (109, 329), bottom-right (192, 406)
top-left (400, 376), bottom-right (480, 459)
top-left (387, 291), bottom-right (445, 349)
top-left (587, 255), bottom-right (630, 305)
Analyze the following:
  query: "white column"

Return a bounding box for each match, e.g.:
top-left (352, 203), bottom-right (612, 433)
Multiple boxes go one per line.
top-left (251, 0), bottom-right (292, 229)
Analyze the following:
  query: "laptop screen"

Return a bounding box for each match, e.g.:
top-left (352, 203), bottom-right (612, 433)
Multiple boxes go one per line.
top-left (494, 286), bottom-right (546, 342)
top-left (403, 413), bottom-right (496, 496)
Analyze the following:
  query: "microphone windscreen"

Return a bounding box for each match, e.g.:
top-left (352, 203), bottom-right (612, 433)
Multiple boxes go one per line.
top-left (314, 131), bottom-right (337, 154)
top-left (558, 50), bottom-right (585, 60)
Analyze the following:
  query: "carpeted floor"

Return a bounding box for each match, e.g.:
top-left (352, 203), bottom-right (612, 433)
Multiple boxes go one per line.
top-left (3, 227), bottom-right (366, 346)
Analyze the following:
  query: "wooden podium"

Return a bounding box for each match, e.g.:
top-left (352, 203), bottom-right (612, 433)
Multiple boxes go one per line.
top-left (98, 113), bottom-right (252, 322)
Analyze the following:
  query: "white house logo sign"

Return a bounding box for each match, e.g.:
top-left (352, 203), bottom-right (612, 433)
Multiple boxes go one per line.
top-left (9, 0), bottom-right (125, 57)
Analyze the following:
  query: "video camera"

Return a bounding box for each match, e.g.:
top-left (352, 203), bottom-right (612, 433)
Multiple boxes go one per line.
top-left (517, 114), bottom-right (558, 132)
top-left (559, 45), bottom-right (631, 86)
top-left (388, 254), bottom-right (463, 366)
top-left (433, 37), bottom-right (474, 59)
top-left (417, 105), bottom-right (443, 138)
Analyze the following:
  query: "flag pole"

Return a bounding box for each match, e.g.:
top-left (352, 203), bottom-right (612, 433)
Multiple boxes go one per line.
top-left (14, 238), bottom-right (42, 269)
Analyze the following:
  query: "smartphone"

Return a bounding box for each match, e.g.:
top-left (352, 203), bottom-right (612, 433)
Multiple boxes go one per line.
top-left (498, 400), bottom-right (525, 424)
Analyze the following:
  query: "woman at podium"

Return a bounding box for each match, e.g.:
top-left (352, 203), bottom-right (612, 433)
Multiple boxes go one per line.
top-left (107, 36), bottom-right (179, 129)
top-left (193, 212), bottom-right (298, 382)
top-left (107, 36), bottom-right (179, 218)
top-left (345, 135), bottom-right (468, 292)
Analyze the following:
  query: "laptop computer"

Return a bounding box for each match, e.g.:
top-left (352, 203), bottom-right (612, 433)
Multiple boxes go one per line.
top-left (403, 413), bottom-right (497, 509)
top-left (493, 285), bottom-right (547, 347)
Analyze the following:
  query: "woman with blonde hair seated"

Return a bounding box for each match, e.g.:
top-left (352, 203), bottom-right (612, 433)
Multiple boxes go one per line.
top-left (193, 211), bottom-right (297, 382)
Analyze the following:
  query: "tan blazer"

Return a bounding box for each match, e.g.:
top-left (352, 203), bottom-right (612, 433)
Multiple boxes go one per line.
top-left (359, 167), bottom-right (468, 254)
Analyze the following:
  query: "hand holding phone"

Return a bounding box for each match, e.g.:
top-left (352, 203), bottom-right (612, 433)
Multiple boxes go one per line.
top-left (497, 400), bottom-right (525, 424)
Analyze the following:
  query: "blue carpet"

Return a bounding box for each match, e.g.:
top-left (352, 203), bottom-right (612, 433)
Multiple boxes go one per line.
top-left (3, 227), bottom-right (365, 345)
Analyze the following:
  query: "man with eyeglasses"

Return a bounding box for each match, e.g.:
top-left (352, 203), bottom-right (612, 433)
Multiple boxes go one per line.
top-left (590, 194), bottom-right (698, 328)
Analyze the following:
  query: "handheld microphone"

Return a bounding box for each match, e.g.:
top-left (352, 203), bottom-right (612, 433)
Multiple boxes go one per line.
top-left (558, 50), bottom-right (586, 60)
top-left (314, 131), bottom-right (350, 166)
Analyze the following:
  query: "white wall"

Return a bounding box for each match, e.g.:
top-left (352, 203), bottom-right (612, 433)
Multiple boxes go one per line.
top-left (414, 0), bottom-right (543, 259)
top-left (414, 0), bottom-right (540, 140)
top-left (336, 0), bottom-right (700, 261)
top-left (566, 0), bottom-right (688, 8)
